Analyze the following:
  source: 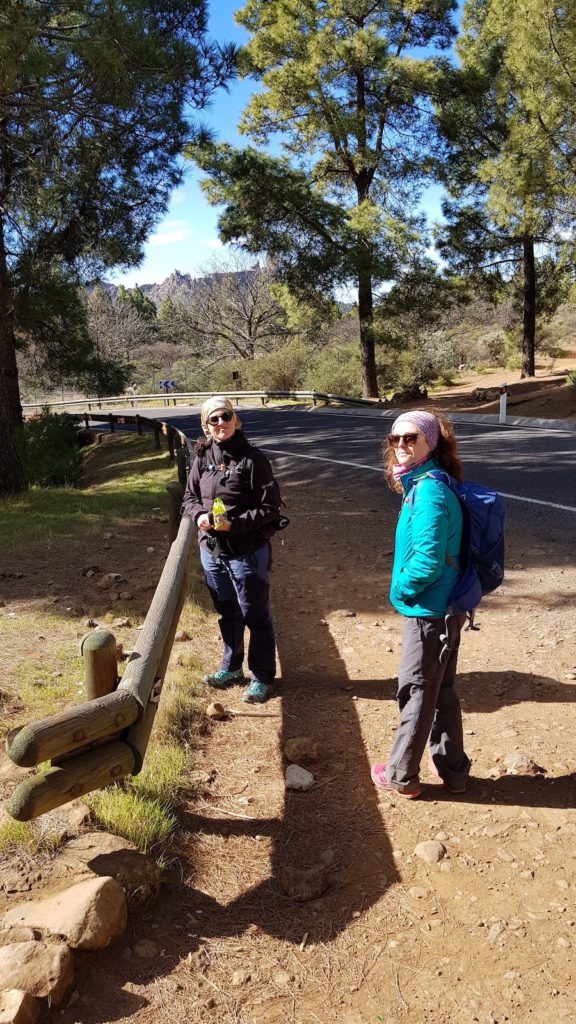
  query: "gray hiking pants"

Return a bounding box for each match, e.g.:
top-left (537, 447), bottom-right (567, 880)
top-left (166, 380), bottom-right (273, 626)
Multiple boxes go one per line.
top-left (386, 614), bottom-right (471, 793)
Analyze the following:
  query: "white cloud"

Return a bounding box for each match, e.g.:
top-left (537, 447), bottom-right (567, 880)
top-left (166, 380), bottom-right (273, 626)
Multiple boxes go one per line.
top-left (148, 220), bottom-right (194, 247)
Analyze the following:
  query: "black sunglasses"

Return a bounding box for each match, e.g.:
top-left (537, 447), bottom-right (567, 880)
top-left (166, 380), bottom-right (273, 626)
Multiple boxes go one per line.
top-left (388, 432), bottom-right (420, 448)
top-left (208, 411), bottom-right (234, 425)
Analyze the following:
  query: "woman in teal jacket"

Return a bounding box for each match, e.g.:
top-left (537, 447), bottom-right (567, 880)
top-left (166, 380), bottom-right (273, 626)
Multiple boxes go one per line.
top-left (371, 410), bottom-right (471, 799)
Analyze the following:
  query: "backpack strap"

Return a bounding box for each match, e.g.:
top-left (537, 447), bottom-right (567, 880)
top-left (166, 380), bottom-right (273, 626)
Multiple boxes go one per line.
top-left (408, 471), bottom-right (462, 573)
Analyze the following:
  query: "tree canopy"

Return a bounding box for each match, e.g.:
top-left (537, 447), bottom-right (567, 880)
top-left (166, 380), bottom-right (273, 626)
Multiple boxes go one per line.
top-left (0, 0), bottom-right (235, 496)
top-left (193, 0), bottom-right (457, 397)
top-left (435, 0), bottom-right (576, 377)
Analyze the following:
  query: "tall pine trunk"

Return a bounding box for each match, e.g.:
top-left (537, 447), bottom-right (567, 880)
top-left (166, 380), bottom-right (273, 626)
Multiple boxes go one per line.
top-left (521, 234), bottom-right (536, 379)
top-left (357, 265), bottom-right (378, 398)
top-left (0, 223), bottom-right (26, 496)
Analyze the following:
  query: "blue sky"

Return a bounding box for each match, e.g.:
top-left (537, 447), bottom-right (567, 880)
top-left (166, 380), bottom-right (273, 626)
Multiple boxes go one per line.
top-left (112, 2), bottom-right (451, 290)
top-left (112, 3), bottom-right (252, 288)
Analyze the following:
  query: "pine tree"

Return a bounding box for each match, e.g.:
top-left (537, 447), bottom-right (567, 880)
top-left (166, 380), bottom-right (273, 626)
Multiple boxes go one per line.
top-left (436, 0), bottom-right (575, 377)
top-left (0, 0), bottom-right (235, 496)
top-left (194, 0), bottom-right (457, 397)
top-left (116, 287), bottom-right (158, 322)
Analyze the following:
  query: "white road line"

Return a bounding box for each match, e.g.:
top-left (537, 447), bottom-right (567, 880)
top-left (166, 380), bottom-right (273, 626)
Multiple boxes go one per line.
top-left (263, 448), bottom-right (376, 472)
top-left (263, 448), bottom-right (576, 514)
top-left (498, 491), bottom-right (576, 513)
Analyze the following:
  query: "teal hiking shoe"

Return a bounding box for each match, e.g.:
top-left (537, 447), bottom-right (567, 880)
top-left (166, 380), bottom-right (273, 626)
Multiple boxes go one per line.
top-left (203, 668), bottom-right (246, 689)
top-left (241, 679), bottom-right (271, 704)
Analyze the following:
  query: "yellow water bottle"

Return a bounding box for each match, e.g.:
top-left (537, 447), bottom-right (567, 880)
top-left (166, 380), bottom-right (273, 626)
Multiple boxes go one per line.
top-left (211, 497), bottom-right (227, 530)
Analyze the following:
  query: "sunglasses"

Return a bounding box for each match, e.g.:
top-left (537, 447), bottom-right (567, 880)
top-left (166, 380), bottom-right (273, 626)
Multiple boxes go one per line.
top-left (388, 432), bottom-right (420, 448)
top-left (208, 411), bottom-right (234, 425)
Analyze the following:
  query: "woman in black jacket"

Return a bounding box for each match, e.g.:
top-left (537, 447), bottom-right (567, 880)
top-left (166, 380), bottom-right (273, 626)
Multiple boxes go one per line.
top-left (182, 396), bottom-right (281, 704)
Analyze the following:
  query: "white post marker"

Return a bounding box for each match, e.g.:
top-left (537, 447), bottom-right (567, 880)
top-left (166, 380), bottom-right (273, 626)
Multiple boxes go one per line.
top-left (499, 382), bottom-right (508, 424)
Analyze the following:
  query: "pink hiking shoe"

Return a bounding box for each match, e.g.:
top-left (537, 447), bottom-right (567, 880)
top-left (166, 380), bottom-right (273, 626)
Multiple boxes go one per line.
top-left (370, 763), bottom-right (422, 799)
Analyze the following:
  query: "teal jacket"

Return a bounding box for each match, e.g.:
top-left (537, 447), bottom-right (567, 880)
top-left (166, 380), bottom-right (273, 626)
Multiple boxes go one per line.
top-left (389, 458), bottom-right (463, 618)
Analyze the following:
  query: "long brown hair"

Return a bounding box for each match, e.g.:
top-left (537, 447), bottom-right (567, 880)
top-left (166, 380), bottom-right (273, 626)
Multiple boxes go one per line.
top-left (382, 412), bottom-right (464, 492)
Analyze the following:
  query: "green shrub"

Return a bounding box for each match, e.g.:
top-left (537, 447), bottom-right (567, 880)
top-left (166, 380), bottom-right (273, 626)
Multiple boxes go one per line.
top-left (247, 338), bottom-right (313, 391)
top-left (20, 410), bottom-right (82, 487)
top-left (567, 369), bottom-right (576, 389)
top-left (502, 328), bottom-right (522, 371)
top-left (304, 342), bottom-right (362, 396)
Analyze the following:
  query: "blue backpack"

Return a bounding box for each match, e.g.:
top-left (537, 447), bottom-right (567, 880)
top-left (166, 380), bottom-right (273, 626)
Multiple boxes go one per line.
top-left (412, 470), bottom-right (506, 620)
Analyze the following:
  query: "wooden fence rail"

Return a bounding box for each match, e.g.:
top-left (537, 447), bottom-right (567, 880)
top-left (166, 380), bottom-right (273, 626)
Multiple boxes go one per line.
top-left (4, 439), bottom-right (193, 821)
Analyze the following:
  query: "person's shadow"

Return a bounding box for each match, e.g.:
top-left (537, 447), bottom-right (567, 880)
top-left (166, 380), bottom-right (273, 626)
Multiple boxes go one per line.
top-left (53, 450), bottom-right (576, 1021)
top-left (170, 455), bottom-right (576, 949)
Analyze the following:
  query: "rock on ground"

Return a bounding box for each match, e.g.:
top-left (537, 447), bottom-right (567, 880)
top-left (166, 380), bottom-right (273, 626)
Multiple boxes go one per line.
top-left (50, 830), bottom-right (160, 903)
top-left (0, 941), bottom-right (73, 1007)
top-left (0, 991), bottom-right (39, 1024)
top-left (2, 876), bottom-right (127, 951)
top-left (283, 736), bottom-right (325, 765)
top-left (0, 990), bottom-right (40, 1024)
top-left (285, 765), bottom-right (315, 791)
top-left (414, 840), bottom-right (447, 864)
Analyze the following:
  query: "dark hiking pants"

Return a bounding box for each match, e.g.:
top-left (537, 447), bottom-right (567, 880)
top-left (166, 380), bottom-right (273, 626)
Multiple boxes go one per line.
top-left (386, 614), bottom-right (471, 794)
top-left (200, 542), bottom-right (276, 686)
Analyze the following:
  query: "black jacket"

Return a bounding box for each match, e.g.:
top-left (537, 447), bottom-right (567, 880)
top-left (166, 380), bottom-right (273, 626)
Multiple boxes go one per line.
top-left (182, 431), bottom-right (281, 556)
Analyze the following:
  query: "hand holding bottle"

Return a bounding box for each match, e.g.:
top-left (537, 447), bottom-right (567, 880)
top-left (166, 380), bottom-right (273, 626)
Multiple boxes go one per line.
top-left (211, 497), bottom-right (231, 531)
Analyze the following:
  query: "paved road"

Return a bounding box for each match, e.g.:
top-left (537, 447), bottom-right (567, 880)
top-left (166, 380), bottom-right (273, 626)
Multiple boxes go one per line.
top-left (99, 403), bottom-right (576, 531)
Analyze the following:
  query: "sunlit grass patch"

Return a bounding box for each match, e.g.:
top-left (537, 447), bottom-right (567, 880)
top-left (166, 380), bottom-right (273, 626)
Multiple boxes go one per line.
top-left (154, 632), bottom-right (207, 745)
top-left (0, 813), bottom-right (64, 856)
top-left (0, 435), bottom-right (172, 553)
top-left (130, 744), bottom-right (188, 801)
top-left (87, 788), bottom-right (177, 855)
top-left (0, 817), bottom-right (38, 855)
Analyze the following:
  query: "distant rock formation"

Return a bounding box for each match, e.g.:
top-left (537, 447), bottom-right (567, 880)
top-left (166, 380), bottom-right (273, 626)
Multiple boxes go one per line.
top-left (99, 268), bottom-right (259, 308)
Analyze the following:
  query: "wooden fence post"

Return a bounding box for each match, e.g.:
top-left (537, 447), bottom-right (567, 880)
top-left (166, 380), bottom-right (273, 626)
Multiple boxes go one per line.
top-left (153, 421), bottom-right (161, 450)
top-left (176, 447), bottom-right (188, 488)
top-left (80, 628), bottom-right (118, 699)
top-left (4, 741), bottom-right (137, 821)
top-left (125, 576), bottom-right (187, 774)
top-left (167, 426), bottom-right (175, 464)
top-left (108, 413), bottom-right (115, 433)
top-left (135, 414), bottom-right (143, 435)
top-left (167, 481), bottom-right (184, 545)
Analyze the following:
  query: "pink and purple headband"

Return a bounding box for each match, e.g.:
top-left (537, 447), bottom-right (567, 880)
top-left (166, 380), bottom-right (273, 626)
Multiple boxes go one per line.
top-left (391, 410), bottom-right (439, 451)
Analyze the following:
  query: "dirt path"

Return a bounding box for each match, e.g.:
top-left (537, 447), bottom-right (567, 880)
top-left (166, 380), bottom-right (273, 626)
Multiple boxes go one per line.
top-left (46, 436), bottom-right (575, 1024)
top-left (2, 391), bottom-right (575, 1024)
